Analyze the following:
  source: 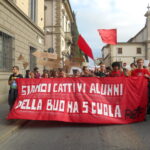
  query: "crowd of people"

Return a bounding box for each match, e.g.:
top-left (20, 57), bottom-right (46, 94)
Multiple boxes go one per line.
top-left (8, 58), bottom-right (150, 114)
top-left (21, 59), bottom-right (150, 78)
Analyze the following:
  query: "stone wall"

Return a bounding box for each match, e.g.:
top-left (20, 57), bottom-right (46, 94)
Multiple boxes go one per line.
top-left (0, 0), bottom-right (44, 103)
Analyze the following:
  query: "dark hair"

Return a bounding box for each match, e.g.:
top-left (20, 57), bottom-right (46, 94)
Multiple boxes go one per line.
top-left (73, 69), bottom-right (79, 74)
top-left (34, 67), bottom-right (39, 71)
top-left (51, 70), bottom-right (58, 77)
top-left (43, 72), bottom-right (49, 78)
top-left (106, 66), bottom-right (112, 71)
top-left (99, 63), bottom-right (105, 66)
top-left (82, 66), bottom-right (88, 71)
top-left (112, 62), bottom-right (121, 68)
top-left (58, 68), bottom-right (64, 72)
top-left (25, 70), bottom-right (30, 78)
top-left (13, 66), bottom-right (19, 70)
top-left (130, 63), bottom-right (136, 68)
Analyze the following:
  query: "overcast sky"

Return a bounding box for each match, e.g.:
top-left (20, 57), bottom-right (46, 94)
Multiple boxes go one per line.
top-left (70, 0), bottom-right (149, 65)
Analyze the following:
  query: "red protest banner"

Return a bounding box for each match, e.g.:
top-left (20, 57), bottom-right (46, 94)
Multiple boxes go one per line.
top-left (7, 77), bottom-right (148, 124)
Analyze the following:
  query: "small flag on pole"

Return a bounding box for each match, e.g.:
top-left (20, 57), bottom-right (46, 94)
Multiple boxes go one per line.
top-left (98, 29), bottom-right (117, 45)
top-left (77, 35), bottom-right (94, 60)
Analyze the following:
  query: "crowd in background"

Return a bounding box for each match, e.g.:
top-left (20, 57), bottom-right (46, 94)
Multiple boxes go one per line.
top-left (23, 58), bottom-right (150, 79)
top-left (7, 58), bottom-right (150, 112)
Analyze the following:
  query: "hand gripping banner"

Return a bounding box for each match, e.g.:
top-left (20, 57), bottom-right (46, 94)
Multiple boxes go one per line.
top-left (7, 77), bottom-right (148, 124)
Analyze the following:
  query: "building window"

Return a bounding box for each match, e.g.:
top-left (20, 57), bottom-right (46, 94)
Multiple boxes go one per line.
top-left (137, 48), bottom-right (142, 54)
top-left (64, 16), bottom-right (66, 32)
top-left (30, 0), bottom-right (36, 22)
top-left (44, 6), bottom-right (47, 11)
top-left (0, 32), bottom-right (14, 72)
top-left (61, 38), bottom-right (65, 51)
top-left (48, 48), bottom-right (54, 53)
top-left (67, 21), bottom-right (71, 32)
top-left (61, 11), bottom-right (65, 28)
top-left (30, 46), bottom-right (36, 71)
top-left (117, 48), bottom-right (122, 54)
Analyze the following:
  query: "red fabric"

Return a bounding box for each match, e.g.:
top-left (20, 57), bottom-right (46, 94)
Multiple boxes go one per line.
top-left (131, 69), bottom-right (150, 77)
top-left (109, 70), bottom-right (124, 77)
top-left (7, 77), bottom-right (148, 124)
top-left (35, 73), bottom-right (41, 79)
top-left (98, 29), bottom-right (117, 45)
top-left (77, 35), bottom-right (94, 60)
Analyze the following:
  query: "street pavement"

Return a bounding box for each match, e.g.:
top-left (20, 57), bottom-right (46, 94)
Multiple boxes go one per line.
top-left (0, 103), bottom-right (27, 142)
top-left (0, 116), bottom-right (150, 150)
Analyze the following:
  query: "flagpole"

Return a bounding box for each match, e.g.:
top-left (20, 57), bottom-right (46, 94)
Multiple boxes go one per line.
top-left (93, 58), bottom-right (97, 72)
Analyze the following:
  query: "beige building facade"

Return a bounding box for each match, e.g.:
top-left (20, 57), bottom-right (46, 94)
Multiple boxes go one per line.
top-left (11, 0), bottom-right (44, 30)
top-left (102, 9), bottom-right (150, 67)
top-left (102, 43), bottom-right (145, 66)
top-left (0, 0), bottom-right (45, 102)
top-left (44, 0), bottom-right (74, 69)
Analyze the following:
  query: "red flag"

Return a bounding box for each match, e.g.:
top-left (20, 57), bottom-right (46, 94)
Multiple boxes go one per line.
top-left (98, 29), bottom-right (117, 45)
top-left (77, 35), bottom-right (94, 60)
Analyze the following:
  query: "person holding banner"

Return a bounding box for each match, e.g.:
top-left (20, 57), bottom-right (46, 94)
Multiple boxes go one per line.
top-left (41, 69), bottom-right (49, 78)
top-left (33, 67), bottom-right (41, 79)
top-left (148, 63), bottom-right (150, 72)
top-left (131, 59), bottom-right (150, 115)
top-left (131, 59), bottom-right (150, 78)
top-left (130, 63), bottom-right (137, 75)
top-left (8, 66), bottom-right (23, 110)
top-left (58, 69), bottom-right (66, 78)
top-left (95, 63), bottom-right (107, 77)
top-left (50, 70), bottom-right (58, 78)
top-left (106, 66), bottom-right (112, 76)
top-left (29, 72), bottom-right (35, 79)
top-left (25, 70), bottom-right (30, 78)
top-left (81, 66), bottom-right (94, 77)
top-left (109, 62), bottom-right (124, 77)
top-left (73, 70), bottom-right (81, 78)
top-left (42, 72), bottom-right (49, 78)
top-left (123, 66), bottom-right (131, 77)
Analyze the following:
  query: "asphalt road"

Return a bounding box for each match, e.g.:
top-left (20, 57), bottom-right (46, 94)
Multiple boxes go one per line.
top-left (0, 118), bottom-right (150, 150)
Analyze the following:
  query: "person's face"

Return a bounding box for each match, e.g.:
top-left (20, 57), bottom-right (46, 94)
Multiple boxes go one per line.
top-left (137, 60), bottom-right (144, 68)
top-left (95, 68), bottom-right (99, 72)
top-left (106, 69), bottom-right (111, 73)
top-left (83, 68), bottom-right (89, 74)
top-left (74, 71), bottom-right (80, 77)
top-left (27, 71), bottom-right (30, 75)
top-left (100, 65), bottom-right (106, 72)
top-left (54, 72), bottom-right (58, 77)
top-left (44, 73), bottom-right (49, 78)
top-left (131, 64), bottom-right (136, 69)
top-left (30, 72), bottom-right (35, 78)
top-left (113, 66), bottom-right (119, 71)
top-left (12, 67), bottom-right (18, 74)
top-left (35, 69), bottom-right (39, 73)
top-left (43, 70), bottom-right (47, 74)
top-left (59, 71), bottom-right (65, 77)
top-left (123, 63), bottom-right (127, 67)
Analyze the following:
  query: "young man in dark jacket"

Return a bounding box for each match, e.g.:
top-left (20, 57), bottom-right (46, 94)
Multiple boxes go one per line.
top-left (8, 66), bottom-right (23, 110)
